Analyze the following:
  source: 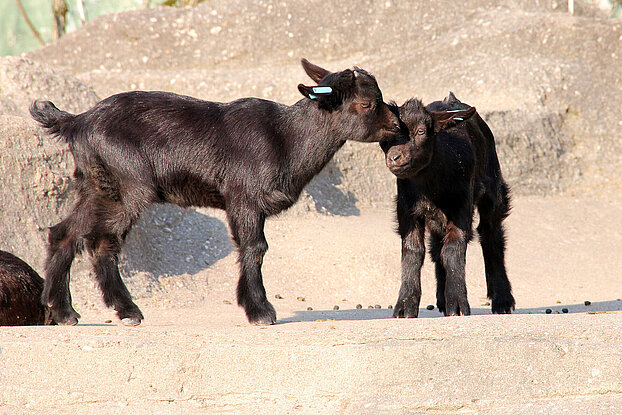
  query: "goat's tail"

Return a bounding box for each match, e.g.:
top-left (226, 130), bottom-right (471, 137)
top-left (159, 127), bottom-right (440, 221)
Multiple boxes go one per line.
top-left (29, 100), bottom-right (75, 141)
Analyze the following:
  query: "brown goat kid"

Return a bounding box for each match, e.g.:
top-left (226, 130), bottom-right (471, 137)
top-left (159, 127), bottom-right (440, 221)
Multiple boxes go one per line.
top-left (30, 59), bottom-right (399, 326)
top-left (0, 250), bottom-right (54, 326)
top-left (381, 93), bottom-right (515, 317)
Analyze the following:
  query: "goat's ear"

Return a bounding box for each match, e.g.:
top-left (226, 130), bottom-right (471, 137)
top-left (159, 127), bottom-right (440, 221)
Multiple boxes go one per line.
top-left (301, 58), bottom-right (330, 83)
top-left (298, 84), bottom-right (333, 100)
top-left (443, 91), bottom-right (459, 104)
top-left (431, 106), bottom-right (476, 133)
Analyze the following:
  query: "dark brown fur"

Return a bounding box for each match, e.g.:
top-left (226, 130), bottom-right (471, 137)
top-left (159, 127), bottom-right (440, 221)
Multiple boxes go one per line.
top-left (0, 251), bottom-right (54, 326)
top-left (380, 93), bottom-right (515, 317)
top-left (30, 59), bottom-right (399, 326)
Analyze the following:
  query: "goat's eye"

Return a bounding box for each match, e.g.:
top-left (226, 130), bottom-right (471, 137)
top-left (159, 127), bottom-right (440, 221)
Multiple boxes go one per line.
top-left (361, 102), bottom-right (372, 109)
top-left (417, 128), bottom-right (426, 135)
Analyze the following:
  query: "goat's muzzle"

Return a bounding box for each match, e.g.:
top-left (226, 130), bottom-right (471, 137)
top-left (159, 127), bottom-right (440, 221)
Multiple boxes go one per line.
top-left (386, 148), bottom-right (413, 178)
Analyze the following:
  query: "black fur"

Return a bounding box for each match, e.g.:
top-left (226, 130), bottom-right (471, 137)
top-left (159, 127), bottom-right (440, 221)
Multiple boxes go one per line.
top-left (380, 93), bottom-right (515, 317)
top-left (0, 250), bottom-right (54, 326)
top-left (30, 59), bottom-right (399, 326)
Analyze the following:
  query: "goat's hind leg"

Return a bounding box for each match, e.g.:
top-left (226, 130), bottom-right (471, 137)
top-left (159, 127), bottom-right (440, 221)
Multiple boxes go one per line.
top-left (89, 234), bottom-right (143, 326)
top-left (429, 235), bottom-right (447, 315)
top-left (88, 198), bottom-right (145, 326)
top-left (477, 189), bottom-right (515, 314)
top-left (43, 216), bottom-right (83, 325)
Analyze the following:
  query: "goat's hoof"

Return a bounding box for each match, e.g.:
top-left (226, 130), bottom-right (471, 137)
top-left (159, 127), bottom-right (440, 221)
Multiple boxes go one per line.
top-left (444, 303), bottom-right (471, 316)
top-left (249, 310), bottom-right (277, 325)
top-left (115, 303), bottom-right (144, 325)
top-left (121, 317), bottom-right (142, 327)
top-left (442, 292), bottom-right (471, 316)
top-left (252, 317), bottom-right (276, 326)
top-left (56, 316), bottom-right (80, 326)
top-left (491, 295), bottom-right (516, 314)
top-left (436, 301), bottom-right (446, 315)
top-left (492, 306), bottom-right (514, 314)
top-left (50, 308), bottom-right (81, 326)
top-left (392, 298), bottom-right (419, 318)
top-left (247, 302), bottom-right (277, 325)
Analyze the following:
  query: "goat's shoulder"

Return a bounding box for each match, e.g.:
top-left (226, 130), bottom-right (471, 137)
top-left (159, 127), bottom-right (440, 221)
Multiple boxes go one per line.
top-left (221, 97), bottom-right (288, 122)
top-left (225, 97), bottom-right (285, 111)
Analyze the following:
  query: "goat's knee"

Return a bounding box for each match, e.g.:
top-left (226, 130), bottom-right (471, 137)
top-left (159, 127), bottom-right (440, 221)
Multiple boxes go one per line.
top-left (240, 238), bottom-right (269, 270)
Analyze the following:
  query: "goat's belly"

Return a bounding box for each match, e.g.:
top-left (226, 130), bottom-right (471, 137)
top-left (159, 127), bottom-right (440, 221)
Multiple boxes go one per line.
top-left (159, 183), bottom-right (226, 210)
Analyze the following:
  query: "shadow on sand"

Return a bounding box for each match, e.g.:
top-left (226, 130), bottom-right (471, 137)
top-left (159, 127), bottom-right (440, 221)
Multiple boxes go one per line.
top-left (278, 300), bottom-right (622, 323)
top-left (121, 204), bottom-right (232, 277)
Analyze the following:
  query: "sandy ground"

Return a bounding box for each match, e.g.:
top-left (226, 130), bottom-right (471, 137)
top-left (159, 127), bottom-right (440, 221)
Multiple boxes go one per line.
top-left (1, 193), bottom-right (621, 414)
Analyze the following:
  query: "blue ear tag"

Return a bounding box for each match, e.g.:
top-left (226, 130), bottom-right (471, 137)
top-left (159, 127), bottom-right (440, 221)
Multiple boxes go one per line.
top-left (308, 94), bottom-right (317, 99)
top-left (446, 109), bottom-right (463, 113)
top-left (453, 117), bottom-right (464, 121)
top-left (312, 86), bottom-right (333, 94)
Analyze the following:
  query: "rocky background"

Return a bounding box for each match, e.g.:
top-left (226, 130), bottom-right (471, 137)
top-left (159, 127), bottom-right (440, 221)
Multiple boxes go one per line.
top-left (1, 0), bottom-right (621, 307)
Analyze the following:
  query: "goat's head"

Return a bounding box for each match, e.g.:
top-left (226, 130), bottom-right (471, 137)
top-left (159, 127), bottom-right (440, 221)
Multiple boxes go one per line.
top-left (380, 98), bottom-right (476, 178)
top-left (297, 58), bottom-right (399, 142)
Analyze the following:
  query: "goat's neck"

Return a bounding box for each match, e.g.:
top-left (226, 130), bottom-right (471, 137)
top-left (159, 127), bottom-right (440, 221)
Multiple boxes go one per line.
top-left (283, 101), bottom-right (347, 183)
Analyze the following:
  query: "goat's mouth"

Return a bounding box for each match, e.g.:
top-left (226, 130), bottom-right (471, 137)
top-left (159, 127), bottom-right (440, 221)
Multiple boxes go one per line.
top-left (383, 122), bottom-right (401, 135)
top-left (387, 161), bottom-right (414, 178)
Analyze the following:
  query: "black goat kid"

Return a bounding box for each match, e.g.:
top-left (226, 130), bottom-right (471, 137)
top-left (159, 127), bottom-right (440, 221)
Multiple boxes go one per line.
top-left (381, 93), bottom-right (515, 317)
top-left (0, 250), bottom-right (54, 326)
top-left (30, 59), bottom-right (399, 326)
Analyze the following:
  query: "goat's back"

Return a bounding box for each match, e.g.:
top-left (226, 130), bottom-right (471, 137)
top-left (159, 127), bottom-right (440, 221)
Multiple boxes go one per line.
top-left (0, 251), bottom-right (50, 326)
top-left (43, 91), bottom-right (292, 183)
top-left (427, 94), bottom-right (497, 181)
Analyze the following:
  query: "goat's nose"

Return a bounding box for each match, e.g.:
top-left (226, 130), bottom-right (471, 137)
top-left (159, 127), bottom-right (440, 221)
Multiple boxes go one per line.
top-left (390, 153), bottom-right (401, 162)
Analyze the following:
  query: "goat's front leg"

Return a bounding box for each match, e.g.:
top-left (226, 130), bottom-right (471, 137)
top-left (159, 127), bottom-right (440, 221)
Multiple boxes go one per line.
top-left (227, 206), bottom-right (276, 325)
top-left (438, 221), bottom-right (471, 316)
top-left (393, 218), bottom-right (425, 318)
